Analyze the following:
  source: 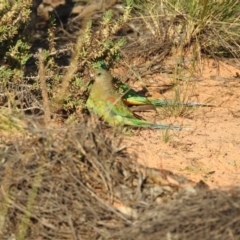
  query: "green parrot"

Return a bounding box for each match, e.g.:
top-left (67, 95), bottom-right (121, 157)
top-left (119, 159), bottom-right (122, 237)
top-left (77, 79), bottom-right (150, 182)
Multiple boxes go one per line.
top-left (86, 68), bottom-right (185, 130)
top-left (97, 61), bottom-right (209, 108)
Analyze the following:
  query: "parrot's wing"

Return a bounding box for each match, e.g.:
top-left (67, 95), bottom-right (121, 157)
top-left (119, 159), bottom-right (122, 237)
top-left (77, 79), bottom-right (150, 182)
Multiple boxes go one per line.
top-left (123, 96), bottom-right (152, 105)
top-left (106, 96), bottom-right (134, 118)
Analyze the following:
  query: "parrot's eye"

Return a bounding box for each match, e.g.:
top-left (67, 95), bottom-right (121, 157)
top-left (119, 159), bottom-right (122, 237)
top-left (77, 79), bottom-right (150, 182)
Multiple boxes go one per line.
top-left (97, 72), bottom-right (102, 77)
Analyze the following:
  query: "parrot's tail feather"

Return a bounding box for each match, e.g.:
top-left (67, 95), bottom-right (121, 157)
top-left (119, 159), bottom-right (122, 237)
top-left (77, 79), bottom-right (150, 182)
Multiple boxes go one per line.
top-left (152, 124), bottom-right (182, 130)
top-left (152, 124), bottom-right (191, 130)
top-left (120, 116), bottom-right (189, 130)
top-left (150, 100), bottom-right (172, 106)
top-left (151, 100), bottom-right (209, 107)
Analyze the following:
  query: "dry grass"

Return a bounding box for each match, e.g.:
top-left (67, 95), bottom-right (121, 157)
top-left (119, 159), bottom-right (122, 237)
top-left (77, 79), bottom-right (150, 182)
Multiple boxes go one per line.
top-left (0, 120), bottom-right (240, 239)
top-left (1, 0), bottom-right (240, 239)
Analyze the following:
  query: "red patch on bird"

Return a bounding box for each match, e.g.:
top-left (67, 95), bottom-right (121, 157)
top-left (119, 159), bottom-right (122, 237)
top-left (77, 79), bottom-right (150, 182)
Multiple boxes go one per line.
top-left (107, 96), bottom-right (116, 103)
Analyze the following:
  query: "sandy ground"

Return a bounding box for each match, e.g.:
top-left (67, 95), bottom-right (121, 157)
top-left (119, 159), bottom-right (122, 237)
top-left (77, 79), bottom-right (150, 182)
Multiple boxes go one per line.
top-left (122, 58), bottom-right (240, 189)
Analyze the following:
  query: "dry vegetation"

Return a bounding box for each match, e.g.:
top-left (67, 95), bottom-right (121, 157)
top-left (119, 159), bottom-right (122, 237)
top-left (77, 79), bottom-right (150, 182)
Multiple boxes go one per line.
top-left (1, 0), bottom-right (240, 239)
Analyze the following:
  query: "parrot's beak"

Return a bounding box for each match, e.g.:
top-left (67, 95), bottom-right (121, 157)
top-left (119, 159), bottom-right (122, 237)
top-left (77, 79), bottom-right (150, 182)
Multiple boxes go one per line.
top-left (90, 68), bottom-right (97, 78)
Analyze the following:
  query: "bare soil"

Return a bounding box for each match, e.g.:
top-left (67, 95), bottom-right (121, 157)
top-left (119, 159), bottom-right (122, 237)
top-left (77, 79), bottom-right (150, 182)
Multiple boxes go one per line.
top-left (122, 58), bottom-right (240, 189)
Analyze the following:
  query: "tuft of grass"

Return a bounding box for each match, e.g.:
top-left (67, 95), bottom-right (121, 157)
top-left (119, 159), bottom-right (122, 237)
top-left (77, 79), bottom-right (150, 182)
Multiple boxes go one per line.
top-left (136, 0), bottom-right (240, 57)
top-left (161, 78), bottom-right (196, 118)
top-left (161, 129), bottom-right (173, 143)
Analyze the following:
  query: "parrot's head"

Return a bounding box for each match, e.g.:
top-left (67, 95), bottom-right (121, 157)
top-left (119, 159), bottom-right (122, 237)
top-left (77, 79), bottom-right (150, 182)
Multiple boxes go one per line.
top-left (93, 68), bottom-right (112, 84)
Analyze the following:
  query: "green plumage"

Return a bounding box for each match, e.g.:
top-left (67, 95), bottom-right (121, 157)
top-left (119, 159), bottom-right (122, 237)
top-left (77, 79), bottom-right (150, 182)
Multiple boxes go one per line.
top-left (87, 68), bottom-right (183, 130)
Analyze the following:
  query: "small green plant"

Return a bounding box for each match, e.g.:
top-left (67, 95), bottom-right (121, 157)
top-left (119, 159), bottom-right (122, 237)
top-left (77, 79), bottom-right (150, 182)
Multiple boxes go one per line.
top-left (0, 0), bottom-right (33, 134)
top-left (51, 0), bottom-right (133, 113)
top-left (0, 0), bottom-right (32, 68)
top-left (161, 129), bottom-right (172, 143)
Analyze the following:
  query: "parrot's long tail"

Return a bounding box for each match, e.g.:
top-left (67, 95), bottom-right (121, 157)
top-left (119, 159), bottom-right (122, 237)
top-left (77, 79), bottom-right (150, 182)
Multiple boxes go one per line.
top-left (121, 116), bottom-right (186, 130)
top-left (151, 123), bottom-right (184, 130)
top-left (150, 99), bottom-right (208, 107)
